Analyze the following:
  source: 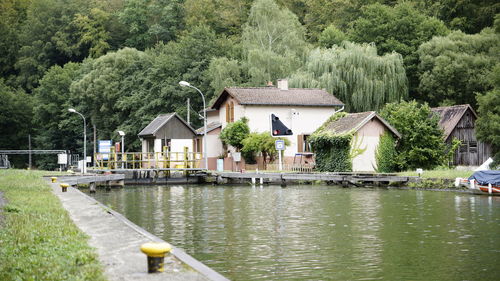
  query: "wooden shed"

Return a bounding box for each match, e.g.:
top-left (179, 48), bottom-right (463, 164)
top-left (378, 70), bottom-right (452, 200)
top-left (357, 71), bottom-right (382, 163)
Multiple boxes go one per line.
top-left (138, 113), bottom-right (197, 154)
top-left (431, 104), bottom-right (491, 166)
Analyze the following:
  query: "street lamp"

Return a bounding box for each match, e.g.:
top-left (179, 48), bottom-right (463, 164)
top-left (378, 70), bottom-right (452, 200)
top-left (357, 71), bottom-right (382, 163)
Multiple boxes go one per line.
top-left (179, 81), bottom-right (208, 170)
top-left (68, 108), bottom-right (87, 174)
top-left (117, 130), bottom-right (125, 169)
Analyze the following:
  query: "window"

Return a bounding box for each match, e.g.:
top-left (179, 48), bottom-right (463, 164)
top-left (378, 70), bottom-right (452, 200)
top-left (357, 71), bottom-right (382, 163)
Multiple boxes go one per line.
top-left (225, 101), bottom-right (234, 123)
top-left (469, 141), bottom-right (477, 153)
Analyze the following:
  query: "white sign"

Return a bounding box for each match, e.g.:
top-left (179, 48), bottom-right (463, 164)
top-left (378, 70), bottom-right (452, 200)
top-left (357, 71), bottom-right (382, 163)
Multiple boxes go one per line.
top-left (232, 152), bottom-right (241, 162)
top-left (99, 140), bottom-right (112, 160)
top-left (275, 140), bottom-right (285, 151)
top-left (57, 154), bottom-right (68, 165)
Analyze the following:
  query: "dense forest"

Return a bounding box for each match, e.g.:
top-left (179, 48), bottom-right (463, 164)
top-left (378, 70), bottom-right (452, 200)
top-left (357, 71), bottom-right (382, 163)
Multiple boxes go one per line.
top-left (1, 0), bottom-right (499, 169)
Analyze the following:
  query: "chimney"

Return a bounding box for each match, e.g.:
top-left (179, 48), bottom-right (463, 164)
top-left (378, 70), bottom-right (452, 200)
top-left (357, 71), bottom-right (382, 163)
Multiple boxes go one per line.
top-left (277, 79), bottom-right (288, 90)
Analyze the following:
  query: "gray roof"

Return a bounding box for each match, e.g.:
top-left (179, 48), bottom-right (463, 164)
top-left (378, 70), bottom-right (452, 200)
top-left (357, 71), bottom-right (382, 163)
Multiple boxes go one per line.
top-left (431, 104), bottom-right (477, 140)
top-left (196, 121), bottom-right (222, 135)
top-left (138, 113), bottom-right (196, 137)
top-left (322, 111), bottom-right (401, 138)
top-left (211, 87), bottom-right (344, 109)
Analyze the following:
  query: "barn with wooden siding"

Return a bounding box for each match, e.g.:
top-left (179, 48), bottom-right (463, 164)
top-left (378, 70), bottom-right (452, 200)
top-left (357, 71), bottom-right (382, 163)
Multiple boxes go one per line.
top-left (431, 104), bottom-right (491, 166)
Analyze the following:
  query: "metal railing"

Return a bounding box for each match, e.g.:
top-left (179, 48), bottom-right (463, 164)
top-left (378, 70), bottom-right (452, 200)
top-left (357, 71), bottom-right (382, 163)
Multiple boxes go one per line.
top-left (94, 148), bottom-right (202, 170)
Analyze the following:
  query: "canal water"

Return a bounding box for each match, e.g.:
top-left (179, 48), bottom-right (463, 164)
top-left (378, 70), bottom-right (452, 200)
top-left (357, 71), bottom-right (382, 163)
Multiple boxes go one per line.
top-left (90, 185), bottom-right (500, 281)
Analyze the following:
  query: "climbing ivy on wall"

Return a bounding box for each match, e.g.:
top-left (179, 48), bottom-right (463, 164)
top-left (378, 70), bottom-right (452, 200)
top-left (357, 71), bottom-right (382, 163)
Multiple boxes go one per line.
top-left (375, 132), bottom-right (397, 173)
top-left (310, 112), bottom-right (352, 172)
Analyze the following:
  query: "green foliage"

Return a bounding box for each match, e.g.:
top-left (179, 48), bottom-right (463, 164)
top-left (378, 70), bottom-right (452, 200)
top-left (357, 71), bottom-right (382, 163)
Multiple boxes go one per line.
top-left (418, 28), bottom-right (499, 107)
top-left (0, 170), bottom-right (106, 280)
top-left (310, 131), bottom-right (352, 172)
top-left (318, 25), bottom-right (347, 48)
top-left (420, 0), bottom-right (500, 34)
top-left (118, 0), bottom-right (184, 50)
top-left (290, 42), bottom-right (408, 112)
top-left (242, 0), bottom-right (309, 85)
top-left (207, 57), bottom-right (243, 96)
top-left (375, 132), bottom-right (397, 173)
top-left (475, 64), bottom-right (500, 165)
top-left (219, 118), bottom-right (250, 150)
top-left (184, 0), bottom-right (253, 36)
top-left (349, 2), bottom-right (450, 99)
top-left (0, 79), bottom-right (33, 167)
top-left (33, 63), bottom-right (82, 169)
top-left (241, 132), bottom-right (290, 165)
top-left (379, 100), bottom-right (448, 170)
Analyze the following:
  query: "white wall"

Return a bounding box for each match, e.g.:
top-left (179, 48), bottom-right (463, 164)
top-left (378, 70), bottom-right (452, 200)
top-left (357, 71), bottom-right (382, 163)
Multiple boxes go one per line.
top-left (351, 118), bottom-right (387, 171)
top-left (205, 128), bottom-right (224, 158)
top-left (242, 105), bottom-right (337, 157)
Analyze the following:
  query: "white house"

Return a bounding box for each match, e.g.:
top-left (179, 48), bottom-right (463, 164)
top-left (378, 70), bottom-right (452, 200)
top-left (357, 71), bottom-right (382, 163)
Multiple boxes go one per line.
top-left (199, 79), bottom-right (344, 170)
top-left (318, 111), bottom-right (401, 171)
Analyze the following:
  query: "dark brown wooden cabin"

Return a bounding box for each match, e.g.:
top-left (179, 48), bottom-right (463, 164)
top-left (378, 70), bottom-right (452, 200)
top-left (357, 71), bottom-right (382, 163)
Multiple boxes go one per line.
top-left (431, 104), bottom-right (492, 166)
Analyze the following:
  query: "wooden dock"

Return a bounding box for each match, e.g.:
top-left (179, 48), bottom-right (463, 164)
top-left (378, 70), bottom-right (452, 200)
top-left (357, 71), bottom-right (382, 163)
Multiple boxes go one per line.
top-left (212, 172), bottom-right (415, 186)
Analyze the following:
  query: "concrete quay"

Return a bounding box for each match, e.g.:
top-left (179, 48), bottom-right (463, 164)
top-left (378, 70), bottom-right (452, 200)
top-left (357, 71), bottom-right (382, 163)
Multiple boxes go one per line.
top-left (49, 180), bottom-right (229, 281)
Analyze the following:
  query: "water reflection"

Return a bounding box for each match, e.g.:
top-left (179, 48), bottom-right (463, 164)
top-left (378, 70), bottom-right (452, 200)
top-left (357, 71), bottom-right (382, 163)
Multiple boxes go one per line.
top-left (92, 186), bottom-right (500, 281)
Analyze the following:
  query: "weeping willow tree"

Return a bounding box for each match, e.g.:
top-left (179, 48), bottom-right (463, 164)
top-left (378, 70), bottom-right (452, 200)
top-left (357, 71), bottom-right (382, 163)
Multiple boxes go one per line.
top-left (242, 0), bottom-right (309, 85)
top-left (289, 42), bottom-right (408, 112)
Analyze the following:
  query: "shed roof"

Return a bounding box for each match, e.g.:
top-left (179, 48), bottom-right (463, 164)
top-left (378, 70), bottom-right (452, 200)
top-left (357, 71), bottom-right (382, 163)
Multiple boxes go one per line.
top-left (211, 87), bottom-right (344, 109)
top-left (321, 111), bottom-right (401, 138)
top-left (431, 104), bottom-right (477, 140)
top-left (196, 121), bottom-right (222, 135)
top-left (138, 113), bottom-right (196, 137)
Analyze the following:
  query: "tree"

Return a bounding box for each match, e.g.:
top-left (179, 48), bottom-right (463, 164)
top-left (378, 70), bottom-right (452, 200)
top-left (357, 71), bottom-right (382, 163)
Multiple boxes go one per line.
top-left (32, 62), bottom-right (82, 169)
top-left (183, 0), bottom-right (253, 36)
top-left (241, 132), bottom-right (289, 166)
top-left (290, 42), bottom-right (408, 112)
top-left (475, 64), bottom-right (500, 166)
top-left (119, 0), bottom-right (184, 50)
top-left (0, 79), bottom-right (33, 167)
top-left (416, 0), bottom-right (500, 34)
top-left (379, 100), bottom-right (448, 170)
top-left (417, 28), bottom-right (499, 107)
top-left (349, 2), bottom-right (449, 100)
top-left (242, 0), bottom-right (309, 85)
top-left (219, 118), bottom-right (250, 151)
top-left (318, 25), bottom-right (347, 48)
top-left (0, 0), bottom-right (30, 82)
top-left (69, 48), bottom-right (153, 150)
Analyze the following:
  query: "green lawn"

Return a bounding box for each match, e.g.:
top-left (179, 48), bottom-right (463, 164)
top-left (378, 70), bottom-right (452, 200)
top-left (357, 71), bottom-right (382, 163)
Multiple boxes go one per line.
top-left (398, 168), bottom-right (474, 179)
top-left (0, 170), bottom-right (106, 281)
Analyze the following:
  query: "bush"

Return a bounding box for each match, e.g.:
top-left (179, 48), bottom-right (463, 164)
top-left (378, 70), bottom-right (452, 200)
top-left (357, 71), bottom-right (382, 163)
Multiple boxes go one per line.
top-left (219, 117), bottom-right (250, 150)
top-left (379, 100), bottom-right (448, 170)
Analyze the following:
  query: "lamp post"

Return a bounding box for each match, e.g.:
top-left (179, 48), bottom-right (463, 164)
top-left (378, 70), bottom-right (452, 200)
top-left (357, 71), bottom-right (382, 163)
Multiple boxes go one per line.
top-left (179, 81), bottom-right (208, 170)
top-left (68, 108), bottom-right (86, 174)
top-left (118, 130), bottom-right (125, 169)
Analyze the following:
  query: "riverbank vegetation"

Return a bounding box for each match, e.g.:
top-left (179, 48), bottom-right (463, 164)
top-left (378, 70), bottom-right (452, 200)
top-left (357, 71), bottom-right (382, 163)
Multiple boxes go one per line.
top-left (1, 0), bottom-right (499, 169)
top-left (0, 170), bottom-right (106, 281)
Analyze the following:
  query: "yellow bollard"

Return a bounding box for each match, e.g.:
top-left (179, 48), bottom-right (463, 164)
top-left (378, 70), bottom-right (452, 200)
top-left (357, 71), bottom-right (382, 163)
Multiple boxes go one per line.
top-left (140, 242), bottom-right (172, 273)
top-left (51, 177), bottom-right (57, 183)
top-left (60, 183), bottom-right (69, 192)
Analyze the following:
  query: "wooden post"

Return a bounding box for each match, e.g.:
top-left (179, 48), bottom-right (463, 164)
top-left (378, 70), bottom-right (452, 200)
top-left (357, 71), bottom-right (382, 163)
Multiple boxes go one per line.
top-left (184, 146), bottom-right (189, 176)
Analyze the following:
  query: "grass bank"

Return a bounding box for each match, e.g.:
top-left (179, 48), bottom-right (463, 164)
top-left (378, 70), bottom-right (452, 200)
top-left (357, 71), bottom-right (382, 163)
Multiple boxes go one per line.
top-left (398, 168), bottom-right (473, 179)
top-left (0, 170), bottom-right (106, 281)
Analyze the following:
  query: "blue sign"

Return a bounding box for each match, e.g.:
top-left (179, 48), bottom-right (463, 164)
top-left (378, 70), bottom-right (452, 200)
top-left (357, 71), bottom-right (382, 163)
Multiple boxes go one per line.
top-left (98, 140), bottom-right (112, 160)
top-left (275, 140), bottom-right (285, 151)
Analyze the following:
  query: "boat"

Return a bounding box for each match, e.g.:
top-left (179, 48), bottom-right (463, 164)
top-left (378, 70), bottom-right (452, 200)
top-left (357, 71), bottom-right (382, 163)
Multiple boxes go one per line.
top-left (455, 170), bottom-right (500, 195)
